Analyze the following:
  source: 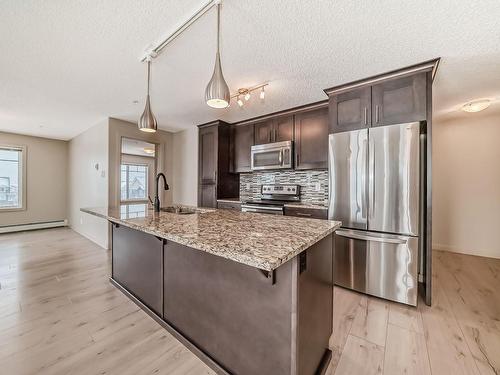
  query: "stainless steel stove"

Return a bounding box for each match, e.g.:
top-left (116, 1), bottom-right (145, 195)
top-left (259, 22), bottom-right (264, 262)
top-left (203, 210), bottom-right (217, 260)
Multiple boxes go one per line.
top-left (241, 184), bottom-right (300, 215)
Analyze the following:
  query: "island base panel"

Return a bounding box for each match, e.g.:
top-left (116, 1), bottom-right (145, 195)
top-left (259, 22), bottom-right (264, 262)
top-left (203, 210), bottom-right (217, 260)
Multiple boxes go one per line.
top-left (111, 224), bottom-right (163, 315)
top-left (111, 225), bottom-right (334, 375)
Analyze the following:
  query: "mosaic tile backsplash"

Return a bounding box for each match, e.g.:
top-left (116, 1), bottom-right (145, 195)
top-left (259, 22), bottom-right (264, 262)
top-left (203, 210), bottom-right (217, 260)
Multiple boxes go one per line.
top-left (240, 170), bottom-right (329, 206)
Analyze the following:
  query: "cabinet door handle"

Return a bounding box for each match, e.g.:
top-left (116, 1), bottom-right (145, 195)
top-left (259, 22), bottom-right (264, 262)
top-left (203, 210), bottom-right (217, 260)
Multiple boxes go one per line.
top-left (375, 105), bottom-right (380, 124)
top-left (364, 107), bottom-right (368, 125)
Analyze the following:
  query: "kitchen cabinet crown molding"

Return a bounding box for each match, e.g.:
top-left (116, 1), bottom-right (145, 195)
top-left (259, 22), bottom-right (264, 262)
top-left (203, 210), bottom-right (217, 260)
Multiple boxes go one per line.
top-left (233, 100), bottom-right (328, 127)
top-left (197, 119), bottom-right (232, 128)
top-left (323, 58), bottom-right (440, 96)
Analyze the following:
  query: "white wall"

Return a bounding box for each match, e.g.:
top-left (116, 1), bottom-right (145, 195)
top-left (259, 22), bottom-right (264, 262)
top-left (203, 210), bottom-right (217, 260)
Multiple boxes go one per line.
top-left (433, 109), bottom-right (500, 259)
top-left (68, 120), bottom-right (109, 249)
top-left (172, 127), bottom-right (198, 206)
top-left (0, 131), bottom-right (68, 226)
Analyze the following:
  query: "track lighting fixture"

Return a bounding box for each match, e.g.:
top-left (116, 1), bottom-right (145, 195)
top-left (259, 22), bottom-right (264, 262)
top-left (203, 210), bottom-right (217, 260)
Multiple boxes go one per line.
top-left (230, 83), bottom-right (268, 107)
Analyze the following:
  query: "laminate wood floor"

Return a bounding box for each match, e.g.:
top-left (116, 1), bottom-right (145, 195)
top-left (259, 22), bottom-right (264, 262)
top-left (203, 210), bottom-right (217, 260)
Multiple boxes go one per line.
top-left (0, 228), bottom-right (499, 375)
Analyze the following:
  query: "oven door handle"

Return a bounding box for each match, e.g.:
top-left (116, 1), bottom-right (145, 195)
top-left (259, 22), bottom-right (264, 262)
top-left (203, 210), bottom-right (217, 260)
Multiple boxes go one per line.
top-left (241, 204), bottom-right (283, 211)
top-left (278, 149), bottom-right (283, 165)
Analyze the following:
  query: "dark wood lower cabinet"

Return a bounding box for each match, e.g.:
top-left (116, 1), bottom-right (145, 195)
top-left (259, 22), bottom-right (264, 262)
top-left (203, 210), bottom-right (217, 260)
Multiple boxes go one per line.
top-left (111, 224), bottom-right (163, 315)
top-left (217, 201), bottom-right (241, 210)
top-left (284, 206), bottom-right (328, 220)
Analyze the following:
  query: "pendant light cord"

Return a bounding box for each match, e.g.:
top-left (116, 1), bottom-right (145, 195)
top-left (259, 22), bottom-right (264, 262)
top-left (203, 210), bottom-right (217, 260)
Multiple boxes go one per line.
top-left (216, 4), bottom-right (220, 54)
top-left (147, 60), bottom-right (151, 96)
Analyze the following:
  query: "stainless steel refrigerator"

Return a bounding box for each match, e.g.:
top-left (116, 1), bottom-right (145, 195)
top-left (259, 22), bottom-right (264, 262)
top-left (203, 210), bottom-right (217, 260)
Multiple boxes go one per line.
top-left (328, 122), bottom-right (421, 305)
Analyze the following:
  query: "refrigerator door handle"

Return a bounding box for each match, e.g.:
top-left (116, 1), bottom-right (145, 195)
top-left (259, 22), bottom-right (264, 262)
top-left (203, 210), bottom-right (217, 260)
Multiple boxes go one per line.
top-left (336, 229), bottom-right (409, 245)
top-left (368, 133), bottom-right (375, 222)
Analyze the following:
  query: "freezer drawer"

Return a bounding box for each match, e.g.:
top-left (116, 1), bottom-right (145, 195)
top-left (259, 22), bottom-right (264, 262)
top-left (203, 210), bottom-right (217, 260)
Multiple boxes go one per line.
top-left (334, 229), bottom-right (418, 305)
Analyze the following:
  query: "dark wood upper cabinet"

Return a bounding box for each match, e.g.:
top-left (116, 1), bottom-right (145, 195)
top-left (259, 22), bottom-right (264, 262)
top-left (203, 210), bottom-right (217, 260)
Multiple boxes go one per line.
top-left (199, 125), bottom-right (217, 184)
top-left (329, 87), bottom-right (371, 133)
top-left (198, 121), bottom-right (239, 208)
top-left (274, 115), bottom-right (294, 142)
top-left (253, 115), bottom-right (294, 145)
top-left (254, 119), bottom-right (274, 145)
top-left (231, 123), bottom-right (254, 173)
top-left (372, 72), bottom-right (426, 126)
top-left (294, 107), bottom-right (329, 170)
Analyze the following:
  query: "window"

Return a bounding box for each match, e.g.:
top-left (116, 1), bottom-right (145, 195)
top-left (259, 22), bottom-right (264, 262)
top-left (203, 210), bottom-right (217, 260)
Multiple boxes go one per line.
top-left (0, 146), bottom-right (25, 210)
top-left (121, 164), bottom-right (148, 202)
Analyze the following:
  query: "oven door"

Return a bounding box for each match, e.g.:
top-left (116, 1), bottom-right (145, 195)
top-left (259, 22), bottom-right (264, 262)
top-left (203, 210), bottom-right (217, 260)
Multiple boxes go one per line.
top-left (251, 141), bottom-right (292, 171)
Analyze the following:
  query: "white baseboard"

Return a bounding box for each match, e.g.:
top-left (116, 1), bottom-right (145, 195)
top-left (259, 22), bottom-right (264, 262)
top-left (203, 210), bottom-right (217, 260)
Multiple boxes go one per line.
top-left (0, 220), bottom-right (68, 234)
top-left (69, 226), bottom-right (109, 250)
top-left (433, 243), bottom-right (500, 260)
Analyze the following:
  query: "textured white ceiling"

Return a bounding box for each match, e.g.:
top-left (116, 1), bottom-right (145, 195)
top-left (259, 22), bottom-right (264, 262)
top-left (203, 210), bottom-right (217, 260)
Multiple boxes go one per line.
top-left (1, 0), bottom-right (500, 140)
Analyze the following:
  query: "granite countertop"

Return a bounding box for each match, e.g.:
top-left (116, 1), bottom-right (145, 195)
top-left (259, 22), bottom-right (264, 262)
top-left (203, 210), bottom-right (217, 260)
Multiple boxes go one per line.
top-left (81, 204), bottom-right (341, 271)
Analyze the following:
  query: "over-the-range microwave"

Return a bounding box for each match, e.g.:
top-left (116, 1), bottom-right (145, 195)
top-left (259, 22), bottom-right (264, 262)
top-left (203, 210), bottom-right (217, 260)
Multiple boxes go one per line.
top-left (250, 141), bottom-right (293, 171)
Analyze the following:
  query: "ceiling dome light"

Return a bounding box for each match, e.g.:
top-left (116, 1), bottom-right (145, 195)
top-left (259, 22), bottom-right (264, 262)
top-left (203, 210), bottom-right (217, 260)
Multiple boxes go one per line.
top-left (205, 4), bottom-right (230, 109)
top-left (462, 99), bottom-right (491, 113)
top-left (138, 59), bottom-right (158, 132)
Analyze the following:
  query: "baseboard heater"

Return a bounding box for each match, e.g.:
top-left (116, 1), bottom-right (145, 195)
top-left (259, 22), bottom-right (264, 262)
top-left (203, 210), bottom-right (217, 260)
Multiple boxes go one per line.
top-left (0, 220), bottom-right (68, 234)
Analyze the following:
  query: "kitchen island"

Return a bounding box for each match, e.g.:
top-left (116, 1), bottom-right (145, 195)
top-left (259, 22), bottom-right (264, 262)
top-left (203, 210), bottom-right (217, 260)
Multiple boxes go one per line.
top-left (82, 204), bottom-right (341, 375)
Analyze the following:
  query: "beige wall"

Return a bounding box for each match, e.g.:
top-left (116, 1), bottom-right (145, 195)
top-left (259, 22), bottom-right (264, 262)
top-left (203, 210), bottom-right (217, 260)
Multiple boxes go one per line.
top-left (0, 131), bottom-right (68, 226)
top-left (68, 120), bottom-right (109, 249)
top-left (108, 118), bottom-right (173, 207)
top-left (172, 127), bottom-right (199, 206)
top-left (433, 109), bottom-right (500, 259)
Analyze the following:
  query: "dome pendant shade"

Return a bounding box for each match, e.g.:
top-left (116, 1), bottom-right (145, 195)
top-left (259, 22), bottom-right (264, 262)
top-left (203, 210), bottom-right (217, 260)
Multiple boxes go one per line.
top-left (205, 52), bottom-right (230, 108)
top-left (138, 94), bottom-right (157, 132)
top-left (138, 60), bottom-right (157, 132)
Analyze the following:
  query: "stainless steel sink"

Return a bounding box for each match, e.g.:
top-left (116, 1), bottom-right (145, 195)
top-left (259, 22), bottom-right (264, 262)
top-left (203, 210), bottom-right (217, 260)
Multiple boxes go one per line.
top-left (160, 206), bottom-right (197, 215)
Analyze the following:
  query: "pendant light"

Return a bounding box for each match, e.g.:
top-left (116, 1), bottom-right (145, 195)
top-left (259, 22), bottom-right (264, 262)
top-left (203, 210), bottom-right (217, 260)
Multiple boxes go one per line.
top-left (138, 58), bottom-right (158, 132)
top-left (205, 3), bottom-right (230, 108)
